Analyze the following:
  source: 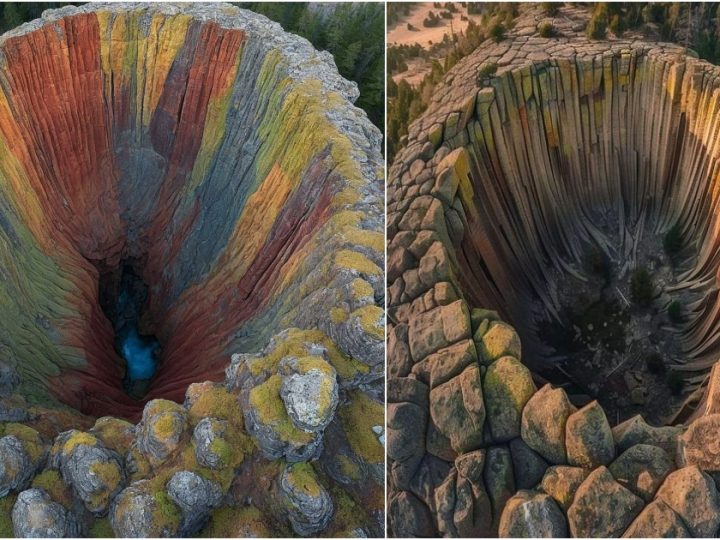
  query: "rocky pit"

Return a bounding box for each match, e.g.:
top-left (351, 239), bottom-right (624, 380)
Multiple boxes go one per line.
top-left (388, 8), bottom-right (720, 538)
top-left (0, 3), bottom-right (384, 538)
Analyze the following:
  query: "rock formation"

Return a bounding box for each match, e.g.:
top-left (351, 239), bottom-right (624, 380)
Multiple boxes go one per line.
top-left (388, 4), bottom-right (720, 538)
top-left (0, 2), bottom-right (384, 537)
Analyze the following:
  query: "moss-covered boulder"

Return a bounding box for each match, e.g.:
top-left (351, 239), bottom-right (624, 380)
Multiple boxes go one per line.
top-left (609, 444), bottom-right (674, 502)
top-left (277, 462), bottom-right (334, 536)
top-left (166, 470), bottom-right (223, 536)
top-left (135, 400), bottom-right (189, 467)
top-left (565, 401), bottom-right (615, 468)
top-left (109, 481), bottom-right (181, 538)
top-left (478, 321), bottom-right (521, 364)
top-left (429, 364), bottom-right (485, 453)
top-left (90, 417), bottom-right (136, 457)
top-left (567, 466), bottom-right (643, 537)
top-left (0, 423), bottom-right (47, 497)
top-left (50, 430), bottom-right (125, 515)
top-left (521, 384), bottom-right (576, 464)
top-left (278, 356), bottom-right (339, 432)
top-left (655, 466), bottom-right (720, 538)
top-left (483, 356), bottom-right (536, 442)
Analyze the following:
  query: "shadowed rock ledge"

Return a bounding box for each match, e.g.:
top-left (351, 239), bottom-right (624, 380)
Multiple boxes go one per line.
top-left (388, 5), bottom-right (720, 538)
top-left (0, 2), bottom-right (384, 537)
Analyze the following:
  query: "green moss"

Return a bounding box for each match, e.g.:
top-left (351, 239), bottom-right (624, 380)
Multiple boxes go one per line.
top-left (152, 491), bottom-right (181, 529)
top-left (337, 454), bottom-right (361, 481)
top-left (200, 505), bottom-right (272, 538)
top-left (0, 495), bottom-right (16, 538)
top-left (337, 391), bottom-right (383, 465)
top-left (4, 423), bottom-right (45, 463)
top-left (287, 462), bottom-right (321, 497)
top-left (62, 431), bottom-right (98, 455)
top-left (248, 375), bottom-right (313, 445)
top-left (187, 386), bottom-right (243, 428)
top-left (91, 417), bottom-right (134, 455)
top-left (152, 414), bottom-right (178, 441)
top-left (351, 305), bottom-right (384, 340)
top-left (89, 518), bottom-right (115, 538)
top-left (335, 250), bottom-right (382, 276)
top-left (31, 470), bottom-right (72, 509)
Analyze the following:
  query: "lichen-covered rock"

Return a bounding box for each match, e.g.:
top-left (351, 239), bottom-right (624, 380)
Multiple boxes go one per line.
top-left (278, 356), bottom-right (339, 432)
top-left (565, 401), bottom-right (615, 468)
top-left (12, 488), bottom-right (75, 538)
top-left (193, 418), bottom-right (230, 470)
top-left (135, 400), bottom-right (189, 467)
top-left (429, 363), bottom-right (485, 453)
top-left (567, 466), bottom-right (643, 537)
top-left (388, 490), bottom-right (436, 537)
top-left (679, 413), bottom-right (720, 471)
top-left (0, 436), bottom-right (32, 498)
top-left (478, 321), bottom-right (521, 364)
top-left (110, 482), bottom-right (181, 538)
top-left (277, 462), bottom-right (334, 536)
top-left (609, 444), bottom-right (674, 502)
top-left (90, 417), bottom-right (136, 457)
top-left (540, 466), bottom-right (588, 511)
top-left (622, 499), bottom-right (691, 538)
top-left (498, 490), bottom-right (568, 537)
top-left (521, 384), bottom-right (576, 464)
top-left (483, 356), bottom-right (536, 442)
top-left (52, 430), bottom-right (125, 515)
top-left (167, 470), bottom-right (223, 535)
top-left (655, 466), bottom-right (720, 537)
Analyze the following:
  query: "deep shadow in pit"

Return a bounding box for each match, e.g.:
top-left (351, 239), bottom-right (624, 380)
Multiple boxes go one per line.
top-left (96, 260), bottom-right (161, 401)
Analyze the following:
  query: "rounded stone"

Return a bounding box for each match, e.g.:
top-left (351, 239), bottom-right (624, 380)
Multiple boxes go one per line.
top-left (499, 490), bottom-right (568, 537)
top-left (565, 400), bottom-right (615, 468)
top-left (483, 356), bottom-right (536, 442)
top-left (277, 462), bottom-right (334, 536)
top-left (521, 384), bottom-right (576, 464)
top-left (12, 488), bottom-right (73, 538)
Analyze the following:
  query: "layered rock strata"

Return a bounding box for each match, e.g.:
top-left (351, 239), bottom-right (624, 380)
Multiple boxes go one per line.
top-left (387, 11), bottom-right (720, 538)
top-left (0, 2), bottom-right (384, 537)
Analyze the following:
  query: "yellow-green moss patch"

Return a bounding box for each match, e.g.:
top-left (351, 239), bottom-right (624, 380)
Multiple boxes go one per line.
top-left (338, 391), bottom-right (383, 465)
top-left (0, 495), bottom-right (16, 538)
top-left (248, 375), bottom-right (313, 445)
top-left (89, 518), bottom-right (115, 538)
top-left (286, 462), bottom-right (322, 498)
top-left (31, 470), bottom-right (72, 509)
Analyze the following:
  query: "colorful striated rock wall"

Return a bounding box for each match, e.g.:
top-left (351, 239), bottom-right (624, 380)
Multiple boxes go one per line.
top-left (387, 8), bottom-right (720, 538)
top-left (0, 2), bottom-right (384, 537)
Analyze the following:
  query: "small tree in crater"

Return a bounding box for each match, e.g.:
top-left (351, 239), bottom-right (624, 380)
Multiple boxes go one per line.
top-left (630, 267), bottom-right (654, 307)
top-left (490, 22), bottom-right (506, 43)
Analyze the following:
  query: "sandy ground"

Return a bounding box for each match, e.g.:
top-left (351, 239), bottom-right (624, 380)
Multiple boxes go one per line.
top-left (387, 2), bottom-right (482, 47)
top-left (388, 2), bottom-right (483, 87)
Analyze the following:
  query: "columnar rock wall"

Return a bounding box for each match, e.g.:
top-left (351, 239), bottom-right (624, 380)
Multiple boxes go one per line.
top-left (0, 3), bottom-right (384, 537)
top-left (387, 31), bottom-right (720, 538)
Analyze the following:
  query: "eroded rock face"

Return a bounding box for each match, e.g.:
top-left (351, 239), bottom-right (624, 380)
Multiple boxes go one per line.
top-left (277, 463), bottom-right (334, 536)
top-left (386, 4), bottom-right (720, 538)
top-left (0, 2), bottom-right (383, 538)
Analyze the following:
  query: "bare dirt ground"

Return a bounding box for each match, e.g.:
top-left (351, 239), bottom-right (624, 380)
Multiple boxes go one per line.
top-left (388, 2), bottom-right (482, 86)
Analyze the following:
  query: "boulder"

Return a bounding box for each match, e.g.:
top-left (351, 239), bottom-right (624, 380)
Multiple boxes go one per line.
top-left (521, 384), bottom-right (576, 464)
top-left (567, 466), bottom-right (643, 537)
top-left (135, 400), bottom-right (189, 466)
top-left (478, 321), bottom-right (521, 364)
top-left (277, 462), bottom-right (334, 536)
top-left (565, 401), bottom-right (615, 468)
top-left (167, 470), bottom-right (223, 535)
top-left (612, 415), bottom-right (683, 461)
top-left (622, 499), bottom-right (690, 538)
top-left (110, 482), bottom-right (181, 538)
top-left (484, 356), bottom-right (536, 442)
top-left (53, 430), bottom-right (125, 514)
top-left (679, 413), bottom-right (720, 471)
top-left (389, 490), bottom-right (436, 537)
top-left (193, 418), bottom-right (230, 469)
top-left (609, 444), bottom-right (674, 501)
top-left (498, 490), bottom-right (568, 537)
top-left (0, 436), bottom-right (31, 497)
top-left (278, 356), bottom-right (339, 432)
top-left (655, 466), bottom-right (720, 537)
top-left (509, 438), bottom-right (548, 489)
top-left (12, 488), bottom-right (75, 538)
top-left (429, 363), bottom-right (485, 453)
top-left (483, 445), bottom-right (515, 533)
top-left (540, 465), bottom-right (588, 510)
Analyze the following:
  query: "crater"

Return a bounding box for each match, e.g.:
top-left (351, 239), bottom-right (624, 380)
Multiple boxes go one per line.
top-left (0, 3), bottom-right (384, 422)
